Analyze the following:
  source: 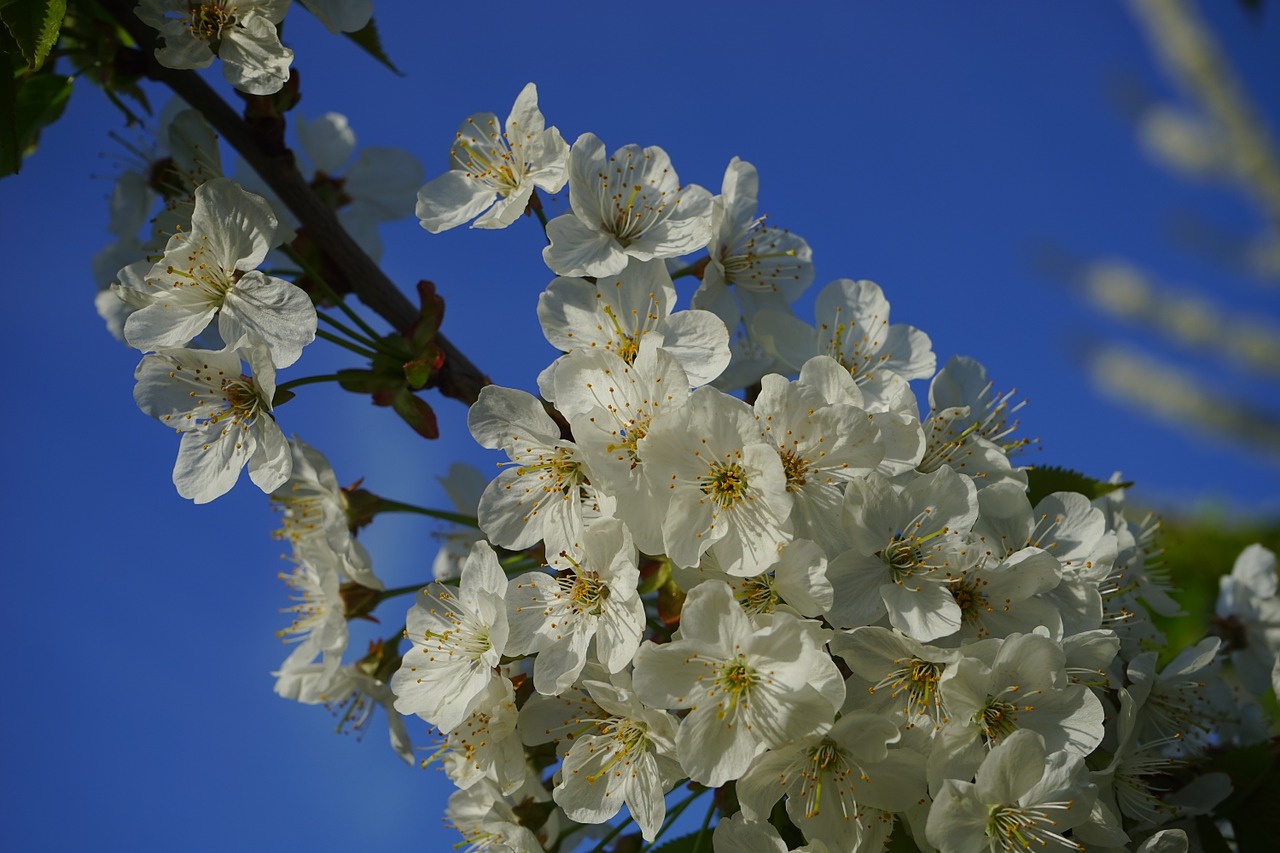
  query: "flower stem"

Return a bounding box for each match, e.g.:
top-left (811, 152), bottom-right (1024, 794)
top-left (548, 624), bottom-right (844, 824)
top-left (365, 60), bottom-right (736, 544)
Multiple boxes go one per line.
top-left (281, 243), bottom-right (391, 347)
top-left (316, 328), bottom-right (382, 360)
top-left (584, 815), bottom-right (634, 853)
top-left (276, 373), bottom-right (345, 393)
top-left (374, 498), bottom-right (480, 528)
top-left (376, 583), bottom-right (428, 602)
top-left (691, 794), bottom-right (717, 853)
top-left (317, 310), bottom-right (396, 356)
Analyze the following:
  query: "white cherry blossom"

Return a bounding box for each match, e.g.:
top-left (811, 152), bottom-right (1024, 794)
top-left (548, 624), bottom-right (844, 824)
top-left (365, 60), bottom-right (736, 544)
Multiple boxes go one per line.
top-left (543, 133), bottom-right (713, 277)
top-left (631, 582), bottom-right (842, 786)
top-left (737, 712), bottom-right (926, 851)
top-left (505, 519), bottom-right (644, 695)
top-left (549, 675), bottom-right (682, 842)
top-left (825, 466), bottom-right (979, 640)
top-left (133, 343), bottom-right (290, 502)
top-left (124, 178), bottom-right (316, 368)
top-left (271, 437), bottom-right (380, 589)
top-left (537, 257), bottom-right (730, 393)
top-left (754, 278), bottom-right (935, 408)
top-left (926, 729), bottom-right (1095, 853)
top-left (135, 0), bottom-right (294, 95)
top-left (418, 83), bottom-right (568, 233)
top-left (637, 387), bottom-right (793, 576)
top-left (468, 385), bottom-right (612, 568)
top-left (392, 541), bottom-right (510, 733)
top-left (693, 157), bottom-right (813, 329)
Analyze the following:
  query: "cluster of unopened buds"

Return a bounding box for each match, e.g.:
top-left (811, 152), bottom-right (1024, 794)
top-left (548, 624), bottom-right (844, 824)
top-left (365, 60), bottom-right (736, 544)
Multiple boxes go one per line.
top-left (98, 19), bottom-right (1280, 847)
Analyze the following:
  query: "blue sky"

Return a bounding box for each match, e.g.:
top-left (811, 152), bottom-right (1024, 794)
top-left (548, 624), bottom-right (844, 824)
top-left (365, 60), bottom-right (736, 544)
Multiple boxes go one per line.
top-left (2, 3), bottom-right (1278, 851)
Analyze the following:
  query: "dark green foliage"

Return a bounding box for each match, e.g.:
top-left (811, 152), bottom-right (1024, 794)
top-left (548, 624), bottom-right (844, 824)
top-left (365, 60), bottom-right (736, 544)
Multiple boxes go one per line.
top-left (1025, 464), bottom-right (1131, 507)
top-left (342, 16), bottom-right (402, 76)
top-left (1, 0), bottom-right (66, 69)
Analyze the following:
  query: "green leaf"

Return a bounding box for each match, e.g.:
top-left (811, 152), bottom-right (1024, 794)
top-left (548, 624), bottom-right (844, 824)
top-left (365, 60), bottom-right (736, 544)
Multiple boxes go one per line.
top-left (336, 368), bottom-right (400, 394)
top-left (1194, 814), bottom-right (1233, 853)
top-left (342, 16), bottom-right (403, 76)
top-left (402, 354), bottom-right (434, 390)
top-left (2, 66), bottom-right (71, 176)
top-left (1025, 465), bottom-right (1131, 507)
top-left (0, 47), bottom-right (16, 175)
top-left (378, 388), bottom-right (439, 440)
top-left (1, 0), bottom-right (66, 70)
top-left (1206, 739), bottom-right (1280, 853)
top-left (647, 831), bottom-right (700, 853)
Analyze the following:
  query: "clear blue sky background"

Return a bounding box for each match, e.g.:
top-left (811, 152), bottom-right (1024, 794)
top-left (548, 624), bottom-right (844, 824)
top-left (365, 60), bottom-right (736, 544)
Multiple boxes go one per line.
top-left (2, 3), bottom-right (1278, 851)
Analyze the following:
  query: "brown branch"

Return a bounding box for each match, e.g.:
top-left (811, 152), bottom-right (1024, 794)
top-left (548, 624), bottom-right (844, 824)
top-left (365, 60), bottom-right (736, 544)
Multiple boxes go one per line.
top-left (98, 0), bottom-right (489, 405)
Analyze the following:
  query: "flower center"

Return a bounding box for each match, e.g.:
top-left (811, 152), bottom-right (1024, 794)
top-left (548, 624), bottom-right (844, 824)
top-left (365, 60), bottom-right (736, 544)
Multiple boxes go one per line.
top-left (715, 656), bottom-right (758, 708)
top-left (566, 570), bottom-right (609, 616)
top-left (597, 150), bottom-right (675, 245)
top-left (823, 313), bottom-right (888, 385)
top-left (986, 802), bottom-right (1081, 852)
top-left (799, 740), bottom-right (856, 819)
top-left (452, 119), bottom-right (523, 195)
top-left (778, 448), bottom-right (809, 491)
top-left (735, 574), bottom-right (779, 615)
top-left (871, 657), bottom-right (947, 725)
top-left (880, 537), bottom-right (923, 580)
top-left (516, 447), bottom-right (582, 493)
top-left (205, 374), bottom-right (261, 429)
top-left (950, 574), bottom-right (991, 625)
top-left (701, 461), bottom-right (749, 508)
top-left (977, 699), bottom-right (1020, 745)
top-left (187, 3), bottom-right (237, 41)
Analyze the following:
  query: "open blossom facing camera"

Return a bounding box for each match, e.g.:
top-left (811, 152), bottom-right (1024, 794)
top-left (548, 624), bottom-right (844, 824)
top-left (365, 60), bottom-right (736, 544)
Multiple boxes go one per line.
top-left (133, 343), bottom-right (290, 503)
top-left (537, 257), bottom-right (731, 394)
top-left (543, 132), bottom-right (713, 277)
top-left (124, 178), bottom-right (316, 369)
top-left (135, 0), bottom-right (294, 95)
top-left (392, 541), bottom-right (510, 733)
top-left (417, 82), bottom-right (568, 233)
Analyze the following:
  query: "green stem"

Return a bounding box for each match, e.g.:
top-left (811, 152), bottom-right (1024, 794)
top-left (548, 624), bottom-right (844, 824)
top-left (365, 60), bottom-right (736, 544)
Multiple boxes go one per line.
top-left (279, 243), bottom-right (391, 346)
top-left (276, 373), bottom-right (345, 393)
top-left (318, 310), bottom-right (389, 353)
top-left (584, 815), bottom-right (635, 853)
top-left (669, 264), bottom-right (699, 280)
top-left (316, 328), bottom-right (381, 360)
top-left (691, 794), bottom-right (717, 853)
top-left (376, 583), bottom-right (427, 602)
top-left (375, 498), bottom-right (480, 528)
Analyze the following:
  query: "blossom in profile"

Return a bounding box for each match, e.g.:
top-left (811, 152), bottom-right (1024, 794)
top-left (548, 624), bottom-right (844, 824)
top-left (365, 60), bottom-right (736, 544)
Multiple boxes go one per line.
top-left (135, 0), bottom-right (294, 95)
top-left (693, 157), bottom-right (813, 329)
top-left (417, 82), bottom-right (569, 233)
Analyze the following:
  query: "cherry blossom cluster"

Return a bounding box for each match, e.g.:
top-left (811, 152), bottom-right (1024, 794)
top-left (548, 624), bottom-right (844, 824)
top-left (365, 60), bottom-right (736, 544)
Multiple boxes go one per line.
top-left (93, 60), bottom-right (1280, 853)
top-left (377, 85), bottom-right (1275, 852)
